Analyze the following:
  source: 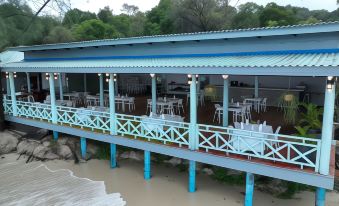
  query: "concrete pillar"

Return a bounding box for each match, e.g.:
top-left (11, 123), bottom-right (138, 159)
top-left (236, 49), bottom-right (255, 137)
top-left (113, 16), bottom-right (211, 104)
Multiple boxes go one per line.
top-left (222, 75), bottom-right (229, 127)
top-left (315, 188), bottom-right (326, 206)
top-left (110, 143), bottom-right (117, 168)
top-left (26, 72), bottom-right (31, 93)
top-left (144, 150), bottom-right (151, 180)
top-left (80, 137), bottom-right (86, 159)
top-left (254, 76), bottom-right (259, 98)
top-left (49, 73), bottom-right (58, 140)
top-left (99, 74), bottom-right (104, 107)
top-left (58, 73), bottom-right (63, 100)
top-left (319, 78), bottom-right (336, 175)
top-left (109, 74), bottom-right (116, 135)
top-left (245, 172), bottom-right (254, 206)
top-left (188, 160), bottom-right (196, 192)
top-left (8, 72), bottom-right (17, 116)
top-left (151, 74), bottom-right (156, 114)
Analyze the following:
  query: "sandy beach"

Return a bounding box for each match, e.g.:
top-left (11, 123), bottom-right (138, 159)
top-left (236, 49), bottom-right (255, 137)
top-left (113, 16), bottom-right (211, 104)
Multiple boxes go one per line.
top-left (0, 153), bottom-right (338, 206)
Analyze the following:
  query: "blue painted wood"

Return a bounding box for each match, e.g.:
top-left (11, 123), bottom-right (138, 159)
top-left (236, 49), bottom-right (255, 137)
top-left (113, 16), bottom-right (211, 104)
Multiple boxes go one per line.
top-left (5, 116), bottom-right (335, 190)
top-left (316, 188), bottom-right (326, 206)
top-left (109, 74), bottom-right (116, 135)
top-left (222, 76), bottom-right (229, 127)
top-left (8, 72), bottom-right (17, 116)
top-left (99, 74), bottom-right (104, 107)
top-left (254, 76), bottom-right (259, 98)
top-left (189, 75), bottom-right (197, 150)
top-left (53, 131), bottom-right (58, 141)
top-left (188, 160), bottom-right (196, 192)
top-left (58, 73), bottom-right (63, 100)
top-left (110, 143), bottom-right (117, 168)
top-left (319, 79), bottom-right (336, 175)
top-left (80, 137), bottom-right (86, 159)
top-left (26, 72), bottom-right (31, 93)
top-left (245, 172), bottom-right (254, 206)
top-left (6, 79), bottom-right (10, 96)
top-left (144, 151), bottom-right (151, 180)
top-left (151, 75), bottom-right (156, 113)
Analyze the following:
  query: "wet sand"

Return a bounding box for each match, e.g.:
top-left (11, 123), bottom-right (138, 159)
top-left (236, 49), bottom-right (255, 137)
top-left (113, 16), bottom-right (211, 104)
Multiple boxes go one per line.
top-left (1, 153), bottom-right (338, 206)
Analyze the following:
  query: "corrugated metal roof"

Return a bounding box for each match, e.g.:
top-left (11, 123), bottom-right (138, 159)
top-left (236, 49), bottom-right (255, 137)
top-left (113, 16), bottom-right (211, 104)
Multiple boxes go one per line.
top-left (0, 51), bottom-right (24, 64)
top-left (3, 52), bottom-right (339, 69)
top-left (7, 21), bottom-right (339, 52)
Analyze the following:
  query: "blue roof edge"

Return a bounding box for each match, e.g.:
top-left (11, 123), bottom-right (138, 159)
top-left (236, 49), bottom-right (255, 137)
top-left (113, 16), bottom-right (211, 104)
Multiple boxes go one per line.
top-left (7, 21), bottom-right (339, 52)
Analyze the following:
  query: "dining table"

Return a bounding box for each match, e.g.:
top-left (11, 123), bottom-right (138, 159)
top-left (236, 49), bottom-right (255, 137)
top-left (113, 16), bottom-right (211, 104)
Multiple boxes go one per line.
top-left (115, 96), bottom-right (134, 112)
top-left (244, 98), bottom-right (262, 112)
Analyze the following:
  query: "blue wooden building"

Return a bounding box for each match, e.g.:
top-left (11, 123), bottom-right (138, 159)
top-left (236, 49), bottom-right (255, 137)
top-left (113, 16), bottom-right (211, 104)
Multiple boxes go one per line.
top-left (1, 22), bottom-right (338, 206)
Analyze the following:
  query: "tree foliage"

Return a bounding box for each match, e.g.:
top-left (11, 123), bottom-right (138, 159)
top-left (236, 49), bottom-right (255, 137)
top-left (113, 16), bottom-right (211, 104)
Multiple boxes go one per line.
top-left (1, 0), bottom-right (339, 51)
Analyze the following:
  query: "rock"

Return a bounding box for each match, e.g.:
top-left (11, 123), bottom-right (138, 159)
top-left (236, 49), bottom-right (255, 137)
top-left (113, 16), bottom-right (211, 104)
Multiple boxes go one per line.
top-left (202, 168), bottom-right (214, 176)
top-left (42, 141), bottom-right (51, 147)
top-left (87, 143), bottom-right (99, 156)
top-left (227, 169), bottom-right (243, 176)
top-left (256, 179), bottom-right (287, 195)
top-left (120, 151), bottom-right (130, 159)
top-left (129, 151), bottom-right (142, 161)
top-left (33, 145), bottom-right (50, 159)
top-left (57, 137), bottom-right (69, 145)
top-left (44, 151), bottom-right (59, 160)
top-left (57, 145), bottom-right (73, 160)
top-left (0, 131), bottom-right (19, 154)
top-left (165, 157), bottom-right (182, 166)
top-left (17, 139), bottom-right (40, 155)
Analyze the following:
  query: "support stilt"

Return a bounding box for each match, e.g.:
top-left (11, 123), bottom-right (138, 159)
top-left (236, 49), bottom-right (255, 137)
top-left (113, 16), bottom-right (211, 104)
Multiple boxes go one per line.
top-left (188, 160), bottom-right (196, 193)
top-left (53, 131), bottom-right (58, 141)
top-left (80, 137), bottom-right (86, 159)
top-left (315, 188), bottom-right (326, 206)
top-left (245, 172), bottom-right (254, 206)
top-left (110, 143), bottom-right (117, 168)
top-left (144, 151), bottom-right (151, 180)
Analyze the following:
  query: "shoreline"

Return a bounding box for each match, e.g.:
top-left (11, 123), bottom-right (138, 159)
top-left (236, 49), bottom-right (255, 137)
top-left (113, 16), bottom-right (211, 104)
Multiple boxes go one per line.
top-left (1, 153), bottom-right (338, 206)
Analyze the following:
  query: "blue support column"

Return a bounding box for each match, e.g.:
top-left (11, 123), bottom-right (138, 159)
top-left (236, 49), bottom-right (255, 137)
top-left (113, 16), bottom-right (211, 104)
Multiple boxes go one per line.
top-left (109, 74), bottom-right (116, 134)
top-left (188, 74), bottom-right (197, 192)
top-left (53, 131), bottom-right (58, 141)
top-left (188, 160), bottom-right (196, 192)
top-left (144, 150), bottom-right (151, 180)
top-left (80, 137), bottom-right (86, 159)
top-left (6, 78), bottom-right (10, 96)
top-left (26, 72), bottom-right (31, 93)
top-left (315, 188), bottom-right (326, 206)
top-left (8, 72), bottom-right (17, 116)
top-left (222, 75), bottom-right (229, 127)
top-left (151, 74), bottom-right (156, 114)
top-left (245, 172), bottom-right (254, 206)
top-left (319, 78), bottom-right (336, 175)
top-left (58, 73), bottom-right (63, 100)
top-left (110, 143), bottom-right (117, 168)
top-left (49, 73), bottom-right (58, 141)
top-left (99, 74), bottom-right (104, 107)
top-left (254, 76), bottom-right (259, 98)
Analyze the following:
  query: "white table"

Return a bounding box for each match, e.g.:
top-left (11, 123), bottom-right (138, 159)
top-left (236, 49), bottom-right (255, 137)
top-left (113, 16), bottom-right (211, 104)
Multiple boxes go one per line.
top-left (115, 96), bottom-right (133, 112)
top-left (244, 98), bottom-right (262, 112)
top-left (232, 122), bottom-right (273, 153)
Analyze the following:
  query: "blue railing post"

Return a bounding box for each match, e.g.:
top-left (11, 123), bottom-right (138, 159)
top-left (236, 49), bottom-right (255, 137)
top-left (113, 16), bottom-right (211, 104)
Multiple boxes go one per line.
top-left (8, 72), bottom-right (17, 116)
top-left (58, 73), bottom-right (63, 100)
top-left (144, 150), bottom-right (151, 180)
top-left (315, 188), bottom-right (326, 206)
top-left (109, 73), bottom-right (117, 168)
top-left (222, 75), bottom-right (229, 127)
top-left (110, 143), bottom-right (117, 168)
top-left (99, 74), bottom-right (104, 107)
top-left (80, 137), bottom-right (86, 159)
top-left (319, 78), bottom-right (336, 175)
top-left (188, 160), bottom-right (196, 192)
top-left (151, 74), bottom-right (156, 113)
top-left (245, 172), bottom-right (254, 206)
top-left (254, 76), bottom-right (259, 98)
top-left (26, 72), bottom-right (31, 93)
top-left (49, 72), bottom-right (58, 140)
top-left (188, 74), bottom-right (197, 192)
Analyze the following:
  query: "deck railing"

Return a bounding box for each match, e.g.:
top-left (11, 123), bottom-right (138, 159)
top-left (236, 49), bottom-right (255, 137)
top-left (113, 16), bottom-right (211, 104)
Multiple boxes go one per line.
top-left (4, 100), bottom-right (321, 172)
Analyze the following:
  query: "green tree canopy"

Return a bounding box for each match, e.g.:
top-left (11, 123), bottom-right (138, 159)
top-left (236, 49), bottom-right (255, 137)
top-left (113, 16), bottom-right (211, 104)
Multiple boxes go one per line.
top-left (72, 19), bottom-right (120, 41)
top-left (62, 8), bottom-right (97, 28)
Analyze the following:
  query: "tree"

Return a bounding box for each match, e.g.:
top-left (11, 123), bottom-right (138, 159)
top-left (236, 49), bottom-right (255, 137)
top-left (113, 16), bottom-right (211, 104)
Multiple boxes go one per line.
top-left (43, 26), bottom-right (73, 43)
top-left (259, 3), bottom-right (297, 27)
top-left (62, 8), bottom-right (96, 28)
top-left (98, 6), bottom-right (113, 23)
top-left (144, 0), bottom-right (174, 35)
top-left (232, 2), bottom-right (263, 29)
top-left (121, 3), bottom-right (139, 15)
top-left (73, 19), bottom-right (120, 41)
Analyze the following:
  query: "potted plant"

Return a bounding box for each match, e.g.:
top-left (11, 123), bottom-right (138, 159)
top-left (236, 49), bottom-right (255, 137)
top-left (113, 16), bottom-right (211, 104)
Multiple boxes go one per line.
top-left (298, 103), bottom-right (323, 136)
top-left (278, 92), bottom-right (299, 124)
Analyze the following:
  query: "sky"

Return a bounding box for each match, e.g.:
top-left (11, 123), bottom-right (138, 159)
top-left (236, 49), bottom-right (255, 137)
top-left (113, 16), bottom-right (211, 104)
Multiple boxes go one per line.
top-left (66, 0), bottom-right (338, 14)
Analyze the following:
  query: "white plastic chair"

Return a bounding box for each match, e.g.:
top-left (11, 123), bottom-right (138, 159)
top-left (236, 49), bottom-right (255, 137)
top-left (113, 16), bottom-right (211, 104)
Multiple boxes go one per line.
top-left (260, 98), bottom-right (267, 112)
top-left (213, 104), bottom-right (223, 124)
